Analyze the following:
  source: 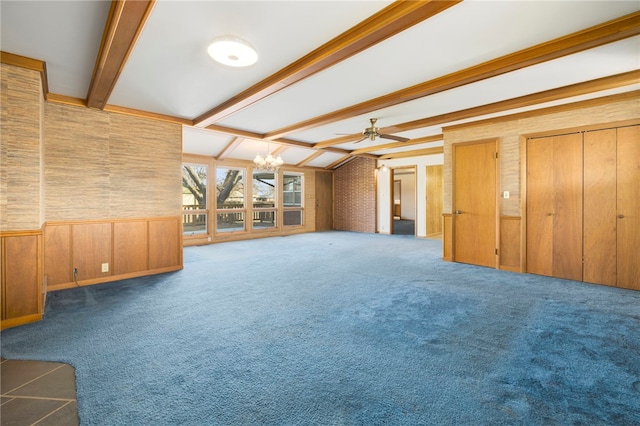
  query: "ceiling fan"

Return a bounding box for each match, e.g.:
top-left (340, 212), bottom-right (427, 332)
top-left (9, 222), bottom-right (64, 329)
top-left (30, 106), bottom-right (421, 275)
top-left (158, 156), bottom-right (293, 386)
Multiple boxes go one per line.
top-left (357, 118), bottom-right (410, 143)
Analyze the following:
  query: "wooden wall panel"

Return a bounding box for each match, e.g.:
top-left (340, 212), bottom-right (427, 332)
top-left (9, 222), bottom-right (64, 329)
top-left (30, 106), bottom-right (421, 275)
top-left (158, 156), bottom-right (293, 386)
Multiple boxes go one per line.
top-left (149, 218), bottom-right (181, 270)
top-left (442, 214), bottom-right (453, 261)
top-left (500, 216), bottom-right (521, 271)
top-left (3, 234), bottom-right (40, 319)
top-left (0, 64), bottom-right (43, 231)
top-left (44, 224), bottom-right (71, 286)
top-left (72, 223), bottom-right (112, 281)
top-left (443, 97), bottom-right (639, 216)
top-left (113, 221), bottom-right (148, 275)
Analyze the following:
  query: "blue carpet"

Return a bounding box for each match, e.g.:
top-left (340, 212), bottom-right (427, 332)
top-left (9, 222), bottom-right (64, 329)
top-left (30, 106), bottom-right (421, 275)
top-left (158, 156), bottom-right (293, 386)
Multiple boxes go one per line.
top-left (1, 231), bottom-right (639, 425)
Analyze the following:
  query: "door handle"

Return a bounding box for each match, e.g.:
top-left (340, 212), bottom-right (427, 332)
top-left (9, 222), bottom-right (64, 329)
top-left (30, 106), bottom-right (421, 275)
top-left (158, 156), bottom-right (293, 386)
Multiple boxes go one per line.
top-left (617, 214), bottom-right (625, 219)
top-left (455, 210), bottom-right (463, 215)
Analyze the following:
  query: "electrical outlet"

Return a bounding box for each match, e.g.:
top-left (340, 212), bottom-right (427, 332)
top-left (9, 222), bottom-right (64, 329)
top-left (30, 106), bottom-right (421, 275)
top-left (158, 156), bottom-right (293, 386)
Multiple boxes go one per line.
top-left (101, 263), bottom-right (109, 273)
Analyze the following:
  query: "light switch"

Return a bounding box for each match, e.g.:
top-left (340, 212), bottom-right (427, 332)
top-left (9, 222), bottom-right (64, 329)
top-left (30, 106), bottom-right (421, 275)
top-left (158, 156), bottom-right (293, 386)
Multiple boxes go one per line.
top-left (503, 191), bottom-right (510, 199)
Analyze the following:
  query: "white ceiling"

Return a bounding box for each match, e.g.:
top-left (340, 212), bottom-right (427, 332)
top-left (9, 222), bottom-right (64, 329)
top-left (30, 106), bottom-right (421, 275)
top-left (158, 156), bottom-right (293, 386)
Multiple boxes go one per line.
top-left (2, 1), bottom-right (638, 169)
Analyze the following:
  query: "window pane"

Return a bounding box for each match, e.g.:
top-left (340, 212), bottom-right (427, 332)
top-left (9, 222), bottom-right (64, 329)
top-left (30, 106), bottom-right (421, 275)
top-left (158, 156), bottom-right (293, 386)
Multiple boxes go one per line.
top-left (283, 173), bottom-right (303, 207)
top-left (183, 164), bottom-right (207, 209)
top-left (253, 211), bottom-right (276, 229)
top-left (216, 168), bottom-right (244, 209)
top-left (253, 171), bottom-right (275, 208)
top-left (183, 213), bottom-right (207, 234)
top-left (283, 210), bottom-right (302, 226)
top-left (216, 212), bottom-right (245, 232)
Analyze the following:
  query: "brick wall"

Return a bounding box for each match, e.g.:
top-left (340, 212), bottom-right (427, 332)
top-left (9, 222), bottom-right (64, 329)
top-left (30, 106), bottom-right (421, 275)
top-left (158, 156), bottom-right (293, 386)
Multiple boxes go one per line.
top-left (334, 157), bottom-right (376, 233)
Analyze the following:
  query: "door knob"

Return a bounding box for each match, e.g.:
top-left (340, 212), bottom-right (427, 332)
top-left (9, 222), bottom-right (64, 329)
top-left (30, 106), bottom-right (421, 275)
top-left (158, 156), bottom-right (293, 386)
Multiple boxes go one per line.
top-left (617, 214), bottom-right (625, 219)
top-left (455, 210), bottom-right (463, 215)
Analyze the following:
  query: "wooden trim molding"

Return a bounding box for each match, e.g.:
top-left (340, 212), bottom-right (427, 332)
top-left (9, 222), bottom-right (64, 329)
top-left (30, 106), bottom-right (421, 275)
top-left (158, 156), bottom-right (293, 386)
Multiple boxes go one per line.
top-left (0, 51), bottom-right (48, 99)
top-left (265, 12), bottom-right (640, 139)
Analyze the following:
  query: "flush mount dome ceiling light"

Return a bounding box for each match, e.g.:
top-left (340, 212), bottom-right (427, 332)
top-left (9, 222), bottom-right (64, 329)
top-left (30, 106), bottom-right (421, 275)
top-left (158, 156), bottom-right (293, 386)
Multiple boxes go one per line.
top-left (207, 36), bottom-right (258, 67)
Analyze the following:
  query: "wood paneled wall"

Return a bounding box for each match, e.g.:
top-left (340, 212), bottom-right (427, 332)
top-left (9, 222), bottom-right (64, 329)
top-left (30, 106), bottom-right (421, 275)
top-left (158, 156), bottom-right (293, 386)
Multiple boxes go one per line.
top-left (334, 157), bottom-right (377, 233)
top-left (0, 64), bottom-right (43, 231)
top-left (1, 231), bottom-right (44, 330)
top-left (499, 216), bottom-right (521, 272)
top-left (44, 103), bottom-right (183, 221)
top-left (45, 217), bottom-right (182, 291)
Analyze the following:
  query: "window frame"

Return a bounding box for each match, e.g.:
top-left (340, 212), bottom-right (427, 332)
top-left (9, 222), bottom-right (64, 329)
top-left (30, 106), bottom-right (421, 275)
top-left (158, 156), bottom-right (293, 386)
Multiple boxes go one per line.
top-left (182, 162), bottom-right (209, 238)
top-left (251, 169), bottom-right (278, 231)
top-left (282, 171), bottom-right (304, 227)
top-left (215, 165), bottom-right (247, 234)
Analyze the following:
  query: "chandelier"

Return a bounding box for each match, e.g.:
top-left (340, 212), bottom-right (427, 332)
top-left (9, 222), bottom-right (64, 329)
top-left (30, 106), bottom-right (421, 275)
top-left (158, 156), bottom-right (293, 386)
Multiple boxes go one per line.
top-left (253, 144), bottom-right (283, 171)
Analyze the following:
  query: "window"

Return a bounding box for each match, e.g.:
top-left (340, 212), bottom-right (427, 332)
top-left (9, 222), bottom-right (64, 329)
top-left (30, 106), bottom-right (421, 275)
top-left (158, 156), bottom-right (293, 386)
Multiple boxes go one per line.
top-left (252, 171), bottom-right (276, 229)
top-left (182, 163), bottom-right (208, 235)
top-left (283, 172), bottom-right (303, 226)
top-left (216, 167), bottom-right (245, 233)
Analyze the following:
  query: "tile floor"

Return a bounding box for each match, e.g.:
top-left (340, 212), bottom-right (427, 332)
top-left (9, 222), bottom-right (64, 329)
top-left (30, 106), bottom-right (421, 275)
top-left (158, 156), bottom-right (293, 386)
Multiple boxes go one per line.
top-left (1, 358), bottom-right (79, 426)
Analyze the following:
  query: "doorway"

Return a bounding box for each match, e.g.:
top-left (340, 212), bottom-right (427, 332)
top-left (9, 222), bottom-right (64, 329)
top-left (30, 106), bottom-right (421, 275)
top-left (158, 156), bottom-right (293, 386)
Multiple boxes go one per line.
top-left (391, 167), bottom-right (416, 236)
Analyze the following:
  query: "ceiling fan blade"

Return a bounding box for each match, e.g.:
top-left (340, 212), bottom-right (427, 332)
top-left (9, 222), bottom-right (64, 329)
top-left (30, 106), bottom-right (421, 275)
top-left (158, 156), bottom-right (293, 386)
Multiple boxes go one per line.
top-left (353, 137), bottom-right (367, 144)
top-left (379, 133), bottom-right (410, 142)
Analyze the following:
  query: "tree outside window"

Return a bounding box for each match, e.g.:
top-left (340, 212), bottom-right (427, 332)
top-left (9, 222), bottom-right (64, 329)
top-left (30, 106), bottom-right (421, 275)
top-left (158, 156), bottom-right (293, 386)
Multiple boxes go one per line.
top-left (216, 167), bottom-right (245, 232)
top-left (253, 171), bottom-right (276, 229)
top-left (182, 163), bottom-right (208, 235)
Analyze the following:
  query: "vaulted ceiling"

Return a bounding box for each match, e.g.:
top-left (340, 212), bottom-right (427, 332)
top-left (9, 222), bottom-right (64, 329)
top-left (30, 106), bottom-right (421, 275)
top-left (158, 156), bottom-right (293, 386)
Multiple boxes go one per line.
top-left (2, 1), bottom-right (638, 169)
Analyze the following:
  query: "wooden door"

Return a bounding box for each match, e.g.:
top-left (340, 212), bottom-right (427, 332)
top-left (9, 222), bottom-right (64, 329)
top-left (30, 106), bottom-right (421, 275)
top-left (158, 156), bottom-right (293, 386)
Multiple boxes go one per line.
top-left (526, 133), bottom-right (583, 281)
top-left (583, 129), bottom-right (617, 286)
top-left (426, 165), bottom-right (443, 236)
top-left (315, 171), bottom-right (333, 231)
top-left (616, 125), bottom-right (640, 290)
top-left (453, 140), bottom-right (497, 268)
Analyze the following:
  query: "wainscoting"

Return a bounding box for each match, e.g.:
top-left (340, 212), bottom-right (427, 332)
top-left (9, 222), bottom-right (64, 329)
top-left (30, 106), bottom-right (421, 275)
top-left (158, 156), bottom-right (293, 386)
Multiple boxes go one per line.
top-left (1, 230), bottom-right (44, 330)
top-left (45, 217), bottom-right (182, 291)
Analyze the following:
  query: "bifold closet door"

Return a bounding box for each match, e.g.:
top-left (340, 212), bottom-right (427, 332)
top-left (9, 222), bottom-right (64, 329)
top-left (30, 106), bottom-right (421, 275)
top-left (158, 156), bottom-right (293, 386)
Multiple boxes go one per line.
top-left (583, 129), bottom-right (617, 286)
top-left (617, 125), bottom-right (640, 290)
top-left (527, 133), bottom-right (583, 281)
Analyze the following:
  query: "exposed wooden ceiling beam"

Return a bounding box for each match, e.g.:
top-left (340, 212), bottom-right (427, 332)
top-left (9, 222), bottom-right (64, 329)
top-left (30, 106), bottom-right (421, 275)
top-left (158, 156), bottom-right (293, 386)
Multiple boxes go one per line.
top-left (296, 151), bottom-right (325, 168)
top-left (192, 0), bottom-right (460, 127)
top-left (350, 134), bottom-right (444, 155)
top-left (326, 155), bottom-right (356, 170)
top-left (443, 90), bottom-right (640, 131)
top-left (266, 11), bottom-right (640, 140)
top-left (216, 137), bottom-right (244, 161)
top-left (314, 69), bottom-right (640, 149)
top-left (379, 147), bottom-right (444, 159)
top-left (86, 0), bottom-right (155, 109)
top-left (380, 69), bottom-right (640, 134)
